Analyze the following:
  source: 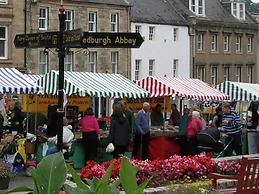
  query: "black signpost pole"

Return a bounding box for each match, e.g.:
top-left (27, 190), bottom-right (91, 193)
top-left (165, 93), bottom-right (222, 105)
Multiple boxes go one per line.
top-left (57, 5), bottom-right (66, 152)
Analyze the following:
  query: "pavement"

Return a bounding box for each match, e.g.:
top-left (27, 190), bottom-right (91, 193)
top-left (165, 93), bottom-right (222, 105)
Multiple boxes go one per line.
top-left (0, 170), bottom-right (34, 194)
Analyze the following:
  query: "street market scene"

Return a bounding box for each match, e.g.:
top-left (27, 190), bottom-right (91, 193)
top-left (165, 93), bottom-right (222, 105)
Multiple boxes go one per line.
top-left (2, 0), bottom-right (259, 193)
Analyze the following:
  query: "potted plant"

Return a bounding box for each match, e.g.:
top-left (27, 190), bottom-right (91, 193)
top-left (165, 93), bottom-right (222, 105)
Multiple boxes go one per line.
top-left (0, 158), bottom-right (13, 190)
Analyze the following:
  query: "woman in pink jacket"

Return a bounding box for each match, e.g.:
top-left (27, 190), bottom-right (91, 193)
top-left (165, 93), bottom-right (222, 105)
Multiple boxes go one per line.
top-left (78, 107), bottom-right (100, 163)
top-left (187, 110), bottom-right (203, 156)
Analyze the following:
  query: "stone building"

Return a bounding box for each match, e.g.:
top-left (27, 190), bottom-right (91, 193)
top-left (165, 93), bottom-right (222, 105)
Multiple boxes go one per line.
top-left (170, 0), bottom-right (258, 85)
top-left (6, 0), bottom-right (132, 78)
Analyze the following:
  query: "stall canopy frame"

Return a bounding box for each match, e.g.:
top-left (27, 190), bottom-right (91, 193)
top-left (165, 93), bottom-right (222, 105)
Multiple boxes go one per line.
top-left (0, 68), bottom-right (42, 94)
top-left (216, 81), bottom-right (259, 101)
top-left (37, 70), bottom-right (149, 98)
top-left (135, 76), bottom-right (229, 101)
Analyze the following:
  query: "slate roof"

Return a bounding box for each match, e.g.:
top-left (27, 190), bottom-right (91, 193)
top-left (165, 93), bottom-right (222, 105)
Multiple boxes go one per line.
top-left (174, 0), bottom-right (257, 29)
top-left (70, 0), bottom-right (130, 6)
top-left (127, 0), bottom-right (188, 26)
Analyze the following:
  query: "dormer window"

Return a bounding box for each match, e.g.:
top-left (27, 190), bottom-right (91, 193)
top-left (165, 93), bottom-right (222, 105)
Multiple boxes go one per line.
top-left (232, 2), bottom-right (245, 20)
top-left (189, 0), bottom-right (205, 17)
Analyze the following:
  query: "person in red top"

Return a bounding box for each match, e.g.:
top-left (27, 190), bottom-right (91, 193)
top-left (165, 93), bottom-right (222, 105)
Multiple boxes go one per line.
top-left (78, 107), bottom-right (100, 163)
top-left (186, 110), bottom-right (203, 156)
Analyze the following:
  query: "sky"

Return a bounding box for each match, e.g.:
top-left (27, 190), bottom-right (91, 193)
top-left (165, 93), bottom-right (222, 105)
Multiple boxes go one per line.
top-left (252, 0), bottom-right (259, 3)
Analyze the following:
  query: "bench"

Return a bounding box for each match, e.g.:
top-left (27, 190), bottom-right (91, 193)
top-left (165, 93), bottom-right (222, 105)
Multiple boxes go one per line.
top-left (208, 157), bottom-right (259, 194)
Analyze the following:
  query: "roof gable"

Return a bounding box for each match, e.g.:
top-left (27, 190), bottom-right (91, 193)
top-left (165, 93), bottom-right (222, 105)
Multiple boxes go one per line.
top-left (128, 0), bottom-right (188, 26)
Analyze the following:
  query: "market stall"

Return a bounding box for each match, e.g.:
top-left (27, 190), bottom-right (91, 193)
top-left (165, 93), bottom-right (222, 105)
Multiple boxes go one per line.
top-left (34, 70), bottom-right (149, 166)
top-left (216, 81), bottom-right (259, 155)
top-left (135, 76), bottom-right (230, 160)
top-left (0, 68), bottom-right (42, 94)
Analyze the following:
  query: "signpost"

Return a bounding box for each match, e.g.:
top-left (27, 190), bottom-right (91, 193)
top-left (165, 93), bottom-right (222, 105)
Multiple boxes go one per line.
top-left (13, 5), bottom-right (144, 152)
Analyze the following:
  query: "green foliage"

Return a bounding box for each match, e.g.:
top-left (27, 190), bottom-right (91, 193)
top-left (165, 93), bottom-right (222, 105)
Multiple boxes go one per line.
top-left (64, 156), bottom-right (151, 194)
top-left (119, 157), bottom-right (151, 194)
top-left (6, 154), bottom-right (150, 194)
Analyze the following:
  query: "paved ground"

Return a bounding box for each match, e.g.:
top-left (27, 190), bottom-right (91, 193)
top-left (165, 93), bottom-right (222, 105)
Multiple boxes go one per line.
top-left (0, 170), bottom-right (34, 193)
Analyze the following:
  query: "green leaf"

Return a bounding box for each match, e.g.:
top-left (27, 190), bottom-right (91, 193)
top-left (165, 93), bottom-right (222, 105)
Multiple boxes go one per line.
top-left (66, 163), bottom-right (89, 190)
top-left (95, 162), bottom-right (115, 194)
top-left (85, 177), bottom-right (100, 191)
top-left (4, 186), bottom-right (33, 193)
top-left (120, 157), bottom-right (151, 194)
top-left (63, 184), bottom-right (93, 194)
top-left (119, 157), bottom-right (140, 193)
top-left (35, 152), bottom-right (67, 194)
top-left (97, 162), bottom-right (114, 187)
top-left (132, 179), bottom-right (151, 194)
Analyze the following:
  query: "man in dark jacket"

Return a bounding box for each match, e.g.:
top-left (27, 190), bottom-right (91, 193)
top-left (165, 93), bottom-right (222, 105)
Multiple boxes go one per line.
top-left (150, 104), bottom-right (164, 126)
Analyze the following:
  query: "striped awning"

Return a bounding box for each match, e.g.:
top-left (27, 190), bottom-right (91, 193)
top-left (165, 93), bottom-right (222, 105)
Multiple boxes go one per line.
top-left (135, 76), bottom-right (229, 101)
top-left (0, 68), bottom-right (42, 94)
top-left (24, 74), bottom-right (43, 83)
top-left (37, 70), bottom-right (149, 98)
top-left (216, 81), bottom-right (259, 101)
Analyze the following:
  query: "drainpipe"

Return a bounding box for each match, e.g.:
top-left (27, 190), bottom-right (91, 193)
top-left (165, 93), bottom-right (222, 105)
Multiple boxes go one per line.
top-left (24, 0), bottom-right (27, 70)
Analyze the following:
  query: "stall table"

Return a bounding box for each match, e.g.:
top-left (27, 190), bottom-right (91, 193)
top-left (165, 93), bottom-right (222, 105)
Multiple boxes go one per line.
top-left (148, 129), bottom-right (181, 160)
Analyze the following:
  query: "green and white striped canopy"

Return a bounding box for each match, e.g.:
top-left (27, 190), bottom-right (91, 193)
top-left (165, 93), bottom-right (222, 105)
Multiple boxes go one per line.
top-left (37, 70), bottom-right (149, 98)
top-left (216, 81), bottom-right (259, 101)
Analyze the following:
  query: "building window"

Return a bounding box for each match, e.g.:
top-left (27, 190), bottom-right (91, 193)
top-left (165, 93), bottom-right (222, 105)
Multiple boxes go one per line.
top-left (236, 65), bottom-right (242, 82)
top-left (223, 34), bottom-right (230, 52)
top-left (0, 26), bottom-right (7, 59)
top-left (111, 13), bottom-right (119, 32)
top-left (173, 28), bottom-right (179, 41)
top-left (173, 59), bottom-right (178, 77)
top-left (65, 10), bottom-right (74, 31)
top-left (65, 54), bottom-right (73, 71)
top-left (197, 33), bottom-right (204, 51)
top-left (0, 0), bottom-right (7, 4)
top-left (149, 27), bottom-right (155, 40)
top-left (236, 36), bottom-right (241, 52)
top-left (247, 65), bottom-right (253, 83)
top-left (39, 51), bottom-right (48, 74)
top-left (111, 52), bottom-right (118, 73)
top-left (135, 25), bottom-right (141, 33)
top-left (135, 59), bottom-right (141, 80)
top-left (223, 65), bottom-right (230, 81)
top-left (89, 51), bottom-right (97, 73)
top-left (211, 34), bottom-right (217, 52)
top-left (88, 12), bottom-right (97, 32)
top-left (39, 7), bottom-right (48, 30)
top-left (232, 2), bottom-right (245, 20)
top-left (197, 65), bottom-right (205, 81)
top-left (247, 36), bottom-right (253, 53)
top-left (211, 66), bottom-right (218, 86)
top-left (189, 0), bottom-right (205, 16)
top-left (149, 60), bottom-right (155, 76)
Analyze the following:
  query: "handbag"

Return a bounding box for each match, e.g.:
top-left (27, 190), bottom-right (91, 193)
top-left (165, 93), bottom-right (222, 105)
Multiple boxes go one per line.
top-left (106, 143), bottom-right (114, 153)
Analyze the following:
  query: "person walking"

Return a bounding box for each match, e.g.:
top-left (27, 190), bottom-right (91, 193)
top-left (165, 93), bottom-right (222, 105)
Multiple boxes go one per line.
top-left (132, 102), bottom-right (151, 160)
top-left (78, 107), bottom-right (100, 163)
top-left (221, 102), bottom-right (243, 156)
top-left (108, 109), bottom-right (131, 159)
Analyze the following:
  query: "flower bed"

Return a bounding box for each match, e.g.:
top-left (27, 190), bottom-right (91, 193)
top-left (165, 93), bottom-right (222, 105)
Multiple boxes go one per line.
top-left (79, 153), bottom-right (241, 187)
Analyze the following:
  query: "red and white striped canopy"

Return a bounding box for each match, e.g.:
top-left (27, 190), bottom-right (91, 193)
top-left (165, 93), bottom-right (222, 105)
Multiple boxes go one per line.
top-left (135, 76), bottom-right (229, 101)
